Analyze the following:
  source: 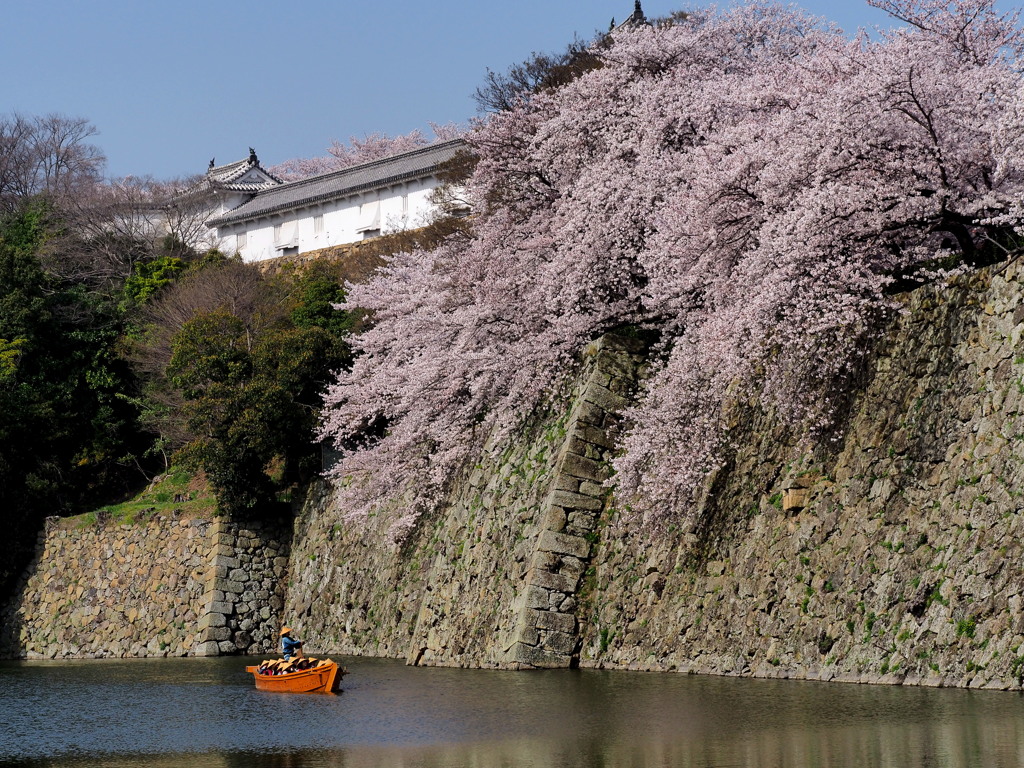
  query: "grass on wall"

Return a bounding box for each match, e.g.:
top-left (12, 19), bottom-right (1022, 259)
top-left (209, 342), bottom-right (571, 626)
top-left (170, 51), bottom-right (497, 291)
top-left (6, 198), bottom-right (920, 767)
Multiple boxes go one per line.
top-left (66, 469), bottom-right (216, 528)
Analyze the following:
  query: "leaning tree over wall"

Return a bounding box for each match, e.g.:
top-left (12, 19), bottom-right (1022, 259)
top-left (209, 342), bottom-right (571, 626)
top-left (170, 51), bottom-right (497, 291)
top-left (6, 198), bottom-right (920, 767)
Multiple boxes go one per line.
top-left (320, 0), bottom-right (1024, 542)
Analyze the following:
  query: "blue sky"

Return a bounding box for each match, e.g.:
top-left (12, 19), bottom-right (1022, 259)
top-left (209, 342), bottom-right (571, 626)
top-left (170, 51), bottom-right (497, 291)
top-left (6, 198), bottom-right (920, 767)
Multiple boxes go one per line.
top-left (0, 0), bottom-right (1009, 179)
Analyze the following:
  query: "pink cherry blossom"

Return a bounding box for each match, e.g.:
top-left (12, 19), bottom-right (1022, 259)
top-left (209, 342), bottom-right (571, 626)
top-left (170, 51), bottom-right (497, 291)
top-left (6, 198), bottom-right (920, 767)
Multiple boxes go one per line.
top-left (320, 0), bottom-right (1024, 542)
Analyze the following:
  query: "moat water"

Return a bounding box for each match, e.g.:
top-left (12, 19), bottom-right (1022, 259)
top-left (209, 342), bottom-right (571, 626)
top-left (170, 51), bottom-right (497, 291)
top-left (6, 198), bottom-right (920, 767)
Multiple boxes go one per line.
top-left (1, 656), bottom-right (1023, 767)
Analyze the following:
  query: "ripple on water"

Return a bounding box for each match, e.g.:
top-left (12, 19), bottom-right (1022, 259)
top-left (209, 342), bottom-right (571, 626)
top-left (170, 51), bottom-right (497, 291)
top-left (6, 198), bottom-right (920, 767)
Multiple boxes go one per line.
top-left (2, 656), bottom-right (1024, 768)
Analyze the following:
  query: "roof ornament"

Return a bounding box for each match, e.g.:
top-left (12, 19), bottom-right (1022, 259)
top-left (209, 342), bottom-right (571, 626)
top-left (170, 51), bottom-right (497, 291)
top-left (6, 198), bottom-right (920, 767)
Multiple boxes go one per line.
top-left (209, 158), bottom-right (215, 170)
top-left (248, 147), bottom-right (258, 164)
top-left (613, 1), bottom-right (649, 32)
top-left (609, 17), bottom-right (615, 31)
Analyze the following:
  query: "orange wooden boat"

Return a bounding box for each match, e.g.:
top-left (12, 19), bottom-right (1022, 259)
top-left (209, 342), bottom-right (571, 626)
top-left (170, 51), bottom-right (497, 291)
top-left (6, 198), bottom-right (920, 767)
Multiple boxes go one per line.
top-left (245, 659), bottom-right (344, 693)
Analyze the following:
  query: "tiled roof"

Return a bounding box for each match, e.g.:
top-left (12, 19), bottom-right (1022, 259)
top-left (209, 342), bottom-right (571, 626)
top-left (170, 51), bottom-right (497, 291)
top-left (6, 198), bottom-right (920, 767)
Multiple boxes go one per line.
top-left (203, 153), bottom-right (285, 193)
top-left (209, 139), bottom-right (468, 227)
top-left (208, 158), bottom-right (252, 183)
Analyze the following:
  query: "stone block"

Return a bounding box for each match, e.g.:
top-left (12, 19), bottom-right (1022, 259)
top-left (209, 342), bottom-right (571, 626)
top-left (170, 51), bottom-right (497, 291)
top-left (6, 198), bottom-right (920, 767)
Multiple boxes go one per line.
top-left (193, 641), bottom-right (221, 657)
top-left (200, 626), bottom-right (231, 643)
top-left (575, 402), bottom-right (606, 427)
top-left (565, 518), bottom-right (593, 538)
top-left (583, 383), bottom-right (629, 413)
top-left (228, 568), bottom-right (250, 582)
top-left (576, 423), bottom-right (617, 449)
top-left (525, 609), bottom-right (576, 634)
top-left (783, 488), bottom-right (810, 513)
top-left (212, 554), bottom-right (240, 570)
top-left (522, 585), bottom-right (553, 610)
top-left (542, 507), bottom-right (567, 532)
top-left (543, 631), bottom-right (578, 655)
top-left (198, 612), bottom-right (227, 629)
top-left (207, 600), bottom-right (235, 615)
top-left (561, 453), bottom-right (609, 483)
top-left (538, 530), bottom-right (591, 559)
top-left (559, 556), bottom-right (585, 581)
top-left (547, 589), bottom-right (573, 609)
top-left (212, 578), bottom-right (245, 595)
top-left (532, 550), bottom-right (559, 571)
top-left (554, 475), bottom-right (580, 493)
top-left (234, 631), bottom-right (252, 650)
top-left (528, 568), bottom-right (578, 593)
top-left (549, 490), bottom-right (603, 512)
top-left (217, 641), bottom-right (237, 654)
top-left (507, 642), bottom-right (571, 669)
top-left (567, 437), bottom-right (605, 461)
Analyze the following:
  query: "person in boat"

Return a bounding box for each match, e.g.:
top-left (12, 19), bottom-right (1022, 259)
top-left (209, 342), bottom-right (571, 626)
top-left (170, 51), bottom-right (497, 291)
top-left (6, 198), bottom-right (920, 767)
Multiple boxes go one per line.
top-left (280, 626), bottom-right (304, 660)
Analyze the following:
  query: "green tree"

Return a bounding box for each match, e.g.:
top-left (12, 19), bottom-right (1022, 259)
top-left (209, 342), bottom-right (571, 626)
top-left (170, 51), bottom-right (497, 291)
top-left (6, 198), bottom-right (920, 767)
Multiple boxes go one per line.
top-left (157, 263), bottom-right (354, 517)
top-left (0, 205), bottom-right (150, 591)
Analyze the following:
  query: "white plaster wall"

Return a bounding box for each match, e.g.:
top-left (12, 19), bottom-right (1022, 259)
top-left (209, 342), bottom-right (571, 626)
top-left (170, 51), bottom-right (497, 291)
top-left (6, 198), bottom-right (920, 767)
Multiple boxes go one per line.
top-left (214, 176), bottom-right (444, 263)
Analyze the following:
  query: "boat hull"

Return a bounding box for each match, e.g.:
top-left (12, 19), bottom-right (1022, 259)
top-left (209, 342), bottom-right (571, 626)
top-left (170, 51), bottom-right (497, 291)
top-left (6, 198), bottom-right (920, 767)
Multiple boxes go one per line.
top-left (245, 660), bottom-right (342, 693)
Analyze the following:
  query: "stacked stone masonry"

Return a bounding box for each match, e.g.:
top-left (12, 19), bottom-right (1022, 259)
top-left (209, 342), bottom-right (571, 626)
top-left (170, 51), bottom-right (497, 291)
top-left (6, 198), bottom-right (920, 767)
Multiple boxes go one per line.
top-left (284, 263), bottom-right (1024, 689)
top-left (0, 515), bottom-right (289, 659)
top-left (580, 264), bottom-right (1024, 689)
top-left (283, 335), bottom-right (647, 669)
top-left (503, 336), bottom-right (645, 668)
top-left (7, 262), bottom-right (1024, 690)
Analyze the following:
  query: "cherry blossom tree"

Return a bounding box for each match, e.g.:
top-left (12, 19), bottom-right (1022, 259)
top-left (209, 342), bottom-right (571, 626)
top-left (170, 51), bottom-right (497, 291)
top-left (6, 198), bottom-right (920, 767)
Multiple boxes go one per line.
top-left (320, 0), bottom-right (1024, 542)
top-left (270, 123), bottom-right (467, 181)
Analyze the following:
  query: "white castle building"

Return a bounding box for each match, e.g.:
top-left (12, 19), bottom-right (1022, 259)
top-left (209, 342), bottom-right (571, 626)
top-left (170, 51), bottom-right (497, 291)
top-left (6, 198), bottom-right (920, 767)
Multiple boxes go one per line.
top-left (198, 140), bottom-right (467, 262)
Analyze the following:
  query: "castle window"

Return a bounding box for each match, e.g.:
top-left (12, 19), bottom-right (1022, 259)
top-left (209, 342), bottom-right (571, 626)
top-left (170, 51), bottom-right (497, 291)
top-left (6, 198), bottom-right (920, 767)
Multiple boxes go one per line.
top-left (356, 199), bottom-right (381, 233)
top-left (274, 221), bottom-right (298, 249)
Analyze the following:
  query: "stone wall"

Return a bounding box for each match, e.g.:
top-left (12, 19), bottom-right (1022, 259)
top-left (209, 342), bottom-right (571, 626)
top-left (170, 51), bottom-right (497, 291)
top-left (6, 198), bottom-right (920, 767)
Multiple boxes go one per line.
top-left (285, 263), bottom-right (1024, 689)
top-left (7, 261), bottom-right (1024, 687)
top-left (579, 263), bottom-right (1024, 689)
top-left (0, 514), bottom-right (290, 659)
top-left (193, 519), bottom-right (292, 657)
top-left (284, 335), bottom-right (646, 667)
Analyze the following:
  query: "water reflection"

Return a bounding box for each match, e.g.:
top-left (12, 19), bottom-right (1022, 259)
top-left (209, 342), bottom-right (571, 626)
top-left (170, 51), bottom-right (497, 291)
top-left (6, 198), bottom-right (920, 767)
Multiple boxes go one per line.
top-left (2, 657), bottom-right (1024, 767)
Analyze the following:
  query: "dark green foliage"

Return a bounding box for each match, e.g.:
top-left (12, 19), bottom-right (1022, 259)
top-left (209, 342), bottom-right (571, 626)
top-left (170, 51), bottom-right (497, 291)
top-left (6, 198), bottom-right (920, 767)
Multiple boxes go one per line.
top-left (0, 198), bottom-right (358, 592)
top-left (0, 205), bottom-right (152, 591)
top-left (162, 265), bottom-right (355, 517)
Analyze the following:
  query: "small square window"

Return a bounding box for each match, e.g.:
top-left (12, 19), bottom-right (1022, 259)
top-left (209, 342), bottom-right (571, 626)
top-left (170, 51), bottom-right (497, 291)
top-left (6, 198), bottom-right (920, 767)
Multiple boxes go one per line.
top-left (236, 232), bottom-right (247, 250)
top-left (313, 214), bottom-right (324, 234)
